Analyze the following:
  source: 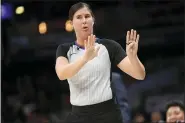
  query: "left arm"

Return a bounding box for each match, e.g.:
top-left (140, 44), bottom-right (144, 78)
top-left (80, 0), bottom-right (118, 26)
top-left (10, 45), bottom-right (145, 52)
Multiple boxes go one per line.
top-left (117, 55), bottom-right (145, 80)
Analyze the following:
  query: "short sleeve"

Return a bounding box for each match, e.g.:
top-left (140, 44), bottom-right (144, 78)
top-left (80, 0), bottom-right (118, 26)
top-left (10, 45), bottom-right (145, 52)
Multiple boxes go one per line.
top-left (112, 40), bottom-right (127, 65)
top-left (56, 43), bottom-right (70, 59)
top-left (99, 39), bottom-right (127, 66)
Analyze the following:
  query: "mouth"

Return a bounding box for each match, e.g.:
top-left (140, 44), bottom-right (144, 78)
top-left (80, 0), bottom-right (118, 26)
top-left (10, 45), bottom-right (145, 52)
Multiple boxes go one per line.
top-left (82, 26), bottom-right (88, 31)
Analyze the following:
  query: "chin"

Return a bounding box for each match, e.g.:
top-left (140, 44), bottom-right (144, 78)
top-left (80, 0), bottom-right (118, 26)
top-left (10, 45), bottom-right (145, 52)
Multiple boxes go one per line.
top-left (83, 31), bottom-right (92, 36)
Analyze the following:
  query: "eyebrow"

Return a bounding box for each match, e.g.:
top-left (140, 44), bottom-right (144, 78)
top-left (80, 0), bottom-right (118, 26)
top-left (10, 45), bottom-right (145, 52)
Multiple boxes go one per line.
top-left (76, 13), bottom-right (90, 16)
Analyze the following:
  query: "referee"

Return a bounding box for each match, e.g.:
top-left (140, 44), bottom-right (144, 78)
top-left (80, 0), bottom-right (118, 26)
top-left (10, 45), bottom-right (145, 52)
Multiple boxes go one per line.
top-left (55, 2), bottom-right (145, 123)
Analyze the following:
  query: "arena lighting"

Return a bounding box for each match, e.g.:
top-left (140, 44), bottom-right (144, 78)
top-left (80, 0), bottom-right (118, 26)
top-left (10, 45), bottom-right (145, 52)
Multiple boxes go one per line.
top-left (65, 20), bottom-right (73, 32)
top-left (39, 22), bottom-right (47, 34)
top-left (15, 6), bottom-right (24, 15)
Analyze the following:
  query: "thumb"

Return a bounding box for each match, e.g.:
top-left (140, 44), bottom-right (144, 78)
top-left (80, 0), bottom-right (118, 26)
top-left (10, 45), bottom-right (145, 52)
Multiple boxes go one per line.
top-left (127, 42), bottom-right (134, 49)
top-left (95, 46), bottom-right (100, 54)
top-left (84, 40), bottom-right (87, 49)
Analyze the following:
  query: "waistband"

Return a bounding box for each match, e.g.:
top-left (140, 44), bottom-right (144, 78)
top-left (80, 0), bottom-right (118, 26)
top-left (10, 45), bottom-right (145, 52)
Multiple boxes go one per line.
top-left (72, 99), bottom-right (117, 114)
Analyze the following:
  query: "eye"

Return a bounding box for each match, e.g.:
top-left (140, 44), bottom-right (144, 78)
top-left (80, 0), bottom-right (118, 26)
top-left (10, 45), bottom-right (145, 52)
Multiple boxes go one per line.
top-left (174, 111), bottom-right (180, 115)
top-left (76, 15), bottom-right (82, 19)
top-left (86, 15), bottom-right (90, 18)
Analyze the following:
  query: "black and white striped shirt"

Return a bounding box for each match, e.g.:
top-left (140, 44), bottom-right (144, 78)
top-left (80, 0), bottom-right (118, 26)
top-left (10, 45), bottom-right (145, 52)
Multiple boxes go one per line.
top-left (56, 39), bottom-right (126, 106)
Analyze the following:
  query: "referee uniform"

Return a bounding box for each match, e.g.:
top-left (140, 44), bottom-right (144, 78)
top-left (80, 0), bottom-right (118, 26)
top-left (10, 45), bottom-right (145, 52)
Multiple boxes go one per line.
top-left (56, 38), bottom-right (127, 123)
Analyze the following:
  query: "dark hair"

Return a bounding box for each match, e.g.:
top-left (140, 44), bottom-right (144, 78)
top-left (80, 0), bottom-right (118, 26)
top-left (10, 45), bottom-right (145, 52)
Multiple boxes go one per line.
top-left (165, 100), bottom-right (185, 114)
top-left (68, 2), bottom-right (94, 21)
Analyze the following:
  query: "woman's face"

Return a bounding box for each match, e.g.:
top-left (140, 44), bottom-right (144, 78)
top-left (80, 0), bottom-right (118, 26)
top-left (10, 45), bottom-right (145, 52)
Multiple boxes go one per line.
top-left (166, 106), bottom-right (185, 122)
top-left (72, 7), bottom-right (94, 38)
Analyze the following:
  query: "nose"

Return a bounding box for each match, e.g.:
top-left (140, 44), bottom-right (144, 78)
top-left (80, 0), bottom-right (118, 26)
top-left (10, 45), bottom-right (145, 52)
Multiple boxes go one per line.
top-left (82, 17), bottom-right (86, 24)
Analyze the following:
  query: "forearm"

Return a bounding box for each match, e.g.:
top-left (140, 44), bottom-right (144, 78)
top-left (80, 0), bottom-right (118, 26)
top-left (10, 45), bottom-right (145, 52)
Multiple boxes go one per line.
top-left (57, 57), bottom-right (87, 80)
top-left (129, 55), bottom-right (146, 80)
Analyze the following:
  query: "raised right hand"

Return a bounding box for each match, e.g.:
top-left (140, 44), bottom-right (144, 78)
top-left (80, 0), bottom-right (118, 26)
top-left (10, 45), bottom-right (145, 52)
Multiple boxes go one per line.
top-left (83, 34), bottom-right (100, 62)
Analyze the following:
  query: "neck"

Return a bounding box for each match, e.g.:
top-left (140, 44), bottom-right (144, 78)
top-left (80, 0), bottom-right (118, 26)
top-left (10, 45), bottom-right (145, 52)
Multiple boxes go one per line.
top-left (75, 29), bottom-right (94, 46)
top-left (76, 37), bottom-right (86, 47)
top-left (76, 34), bottom-right (91, 47)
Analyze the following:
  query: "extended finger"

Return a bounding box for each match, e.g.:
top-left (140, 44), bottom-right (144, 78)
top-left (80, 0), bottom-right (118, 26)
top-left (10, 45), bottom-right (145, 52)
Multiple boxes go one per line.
top-left (91, 34), bottom-right (94, 46)
top-left (136, 34), bottom-right (140, 44)
top-left (133, 30), bottom-right (137, 41)
top-left (88, 36), bottom-right (90, 47)
top-left (89, 34), bottom-right (92, 46)
top-left (93, 35), bottom-right (96, 46)
top-left (130, 29), bottom-right (134, 40)
top-left (84, 40), bottom-right (87, 49)
top-left (126, 31), bottom-right (130, 44)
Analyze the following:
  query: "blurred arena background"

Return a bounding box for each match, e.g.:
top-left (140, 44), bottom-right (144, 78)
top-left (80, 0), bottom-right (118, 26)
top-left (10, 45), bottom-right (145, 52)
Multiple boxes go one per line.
top-left (1, 0), bottom-right (184, 123)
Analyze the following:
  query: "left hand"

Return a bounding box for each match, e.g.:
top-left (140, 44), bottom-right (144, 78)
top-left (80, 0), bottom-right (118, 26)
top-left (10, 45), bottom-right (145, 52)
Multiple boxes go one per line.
top-left (126, 29), bottom-right (140, 58)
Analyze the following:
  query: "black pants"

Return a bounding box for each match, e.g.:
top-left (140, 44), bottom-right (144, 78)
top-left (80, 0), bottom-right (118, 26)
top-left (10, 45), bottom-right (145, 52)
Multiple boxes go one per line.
top-left (64, 99), bottom-right (122, 123)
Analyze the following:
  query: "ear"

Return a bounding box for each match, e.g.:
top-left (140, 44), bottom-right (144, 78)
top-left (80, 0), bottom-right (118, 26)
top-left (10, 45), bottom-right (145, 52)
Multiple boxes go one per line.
top-left (69, 20), bottom-right (73, 27)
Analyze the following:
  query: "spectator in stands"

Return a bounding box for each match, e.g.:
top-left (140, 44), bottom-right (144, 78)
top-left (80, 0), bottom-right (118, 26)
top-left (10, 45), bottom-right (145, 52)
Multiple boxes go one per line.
top-left (150, 111), bottom-right (163, 123)
top-left (133, 112), bottom-right (145, 123)
top-left (165, 100), bottom-right (185, 123)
